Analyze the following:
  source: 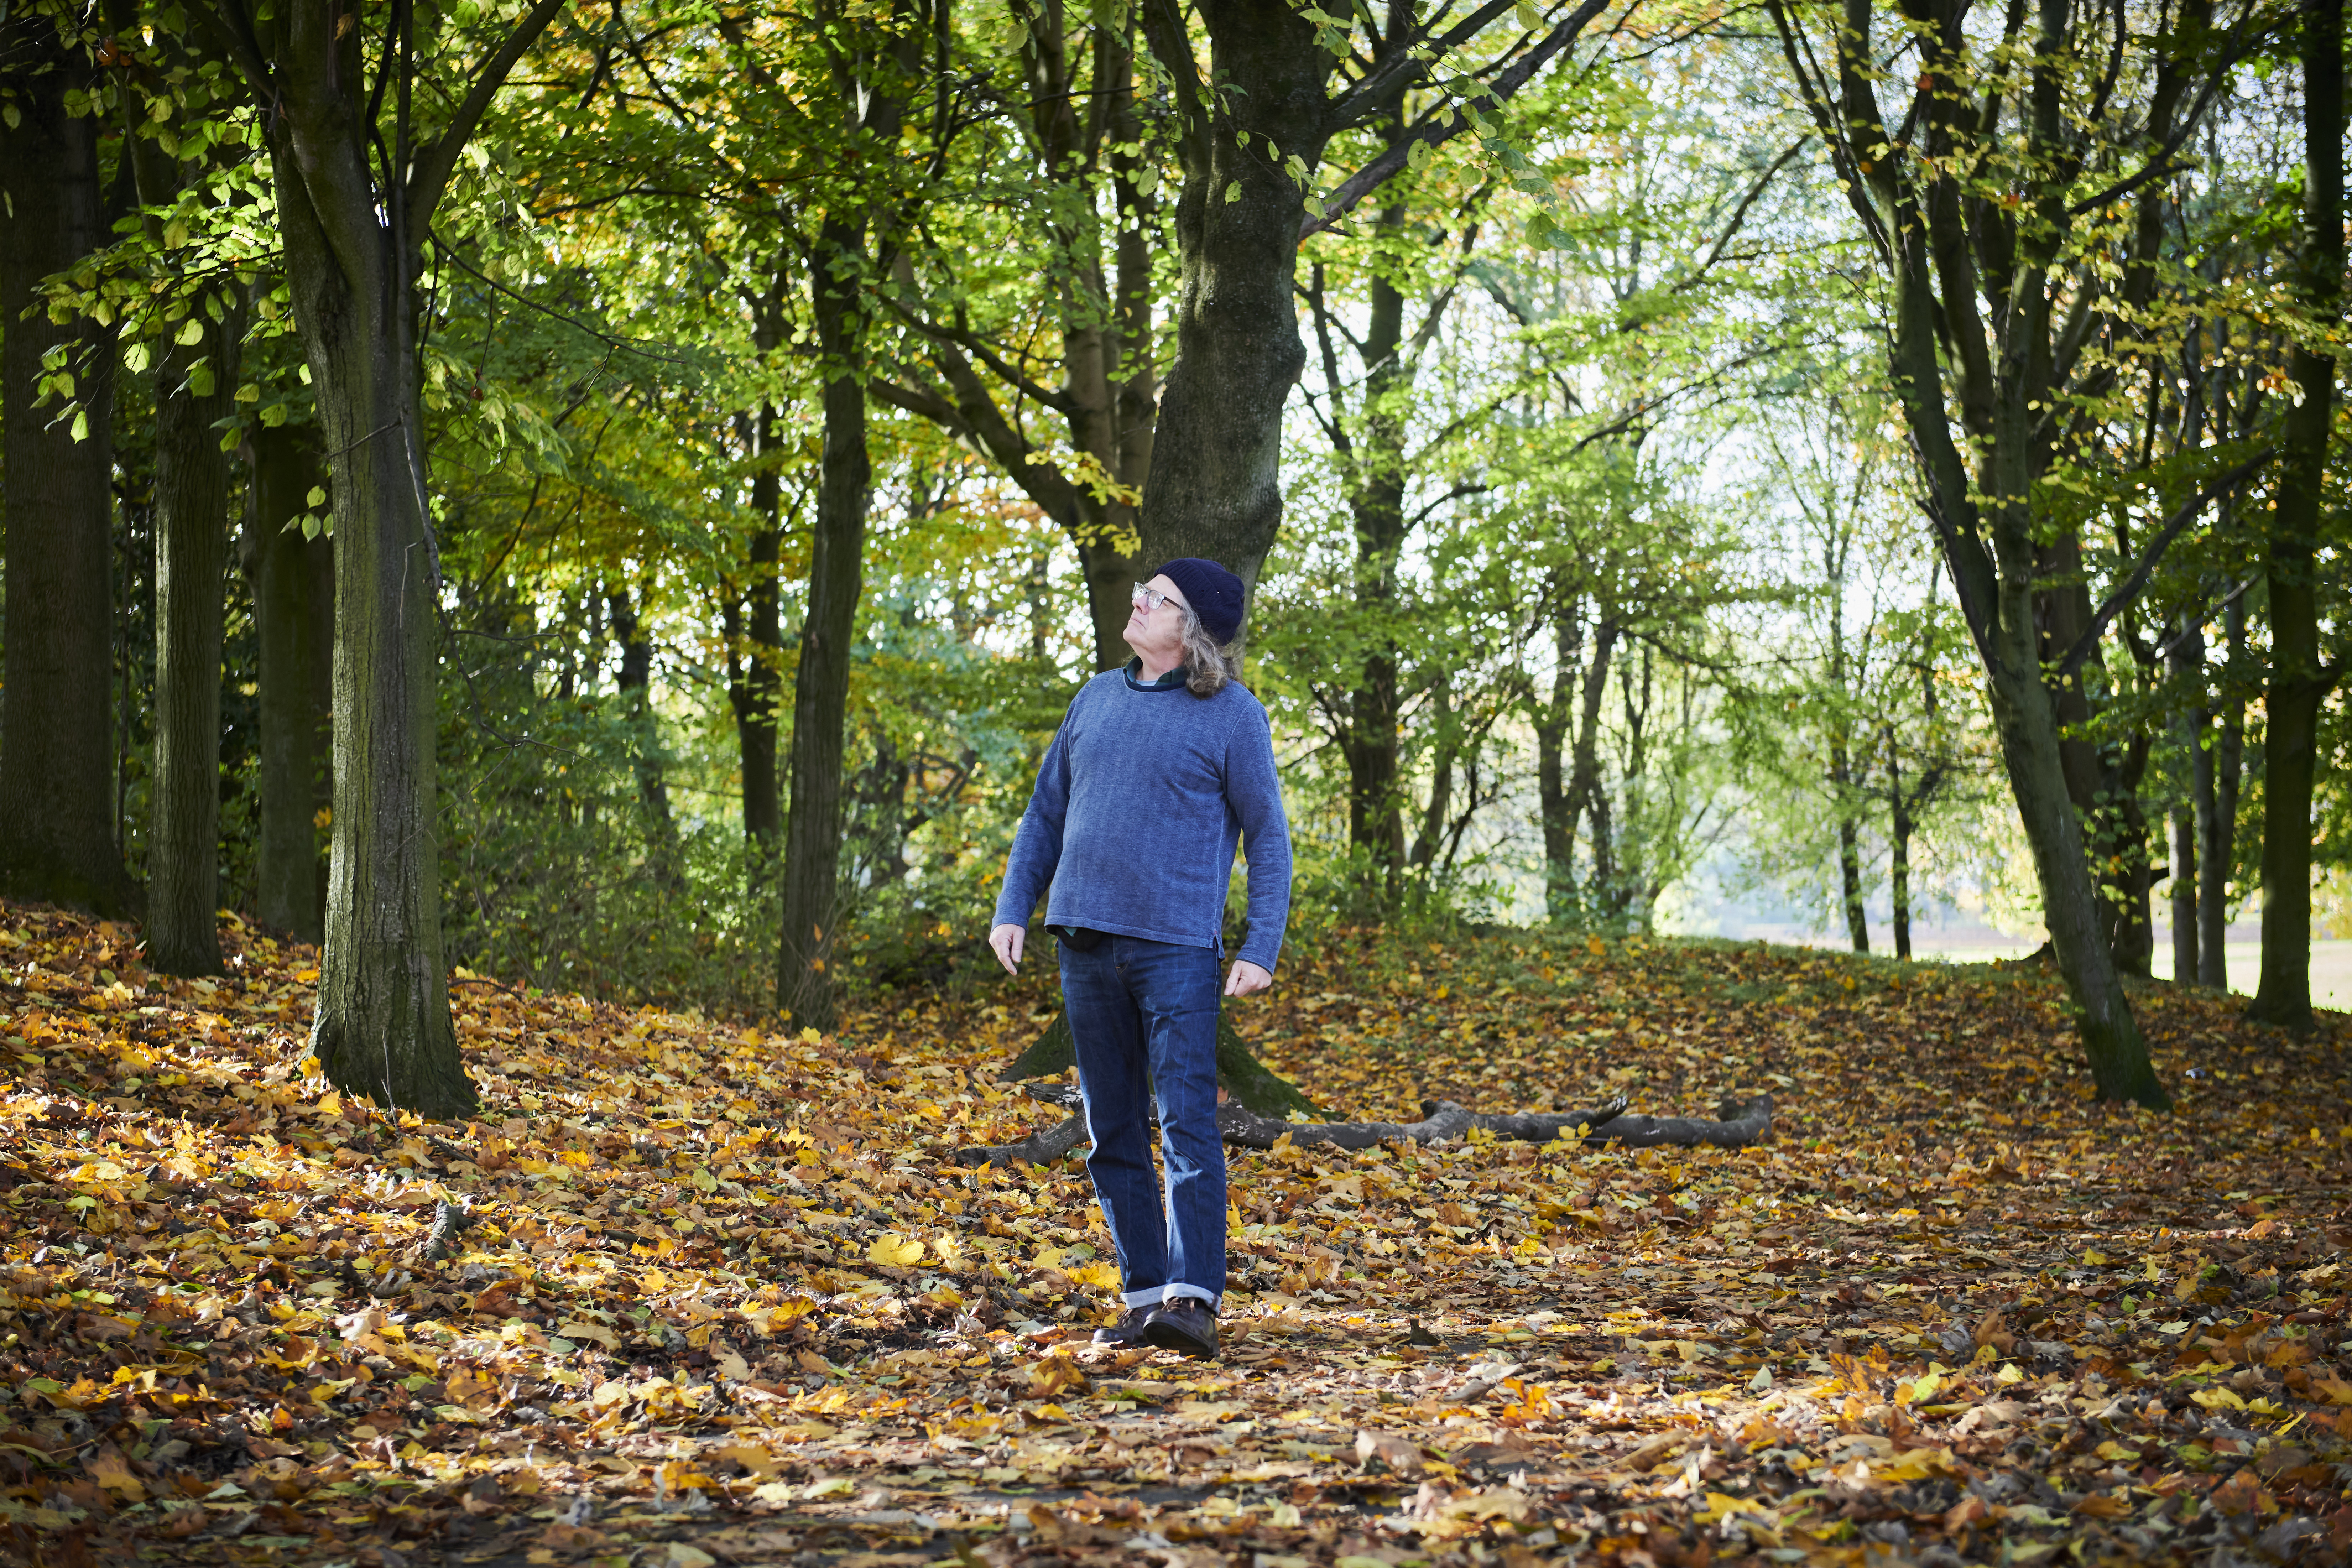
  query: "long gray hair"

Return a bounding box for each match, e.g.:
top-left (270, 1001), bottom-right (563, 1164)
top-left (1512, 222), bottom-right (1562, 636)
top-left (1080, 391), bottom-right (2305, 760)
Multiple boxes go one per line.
top-left (1177, 604), bottom-right (1243, 698)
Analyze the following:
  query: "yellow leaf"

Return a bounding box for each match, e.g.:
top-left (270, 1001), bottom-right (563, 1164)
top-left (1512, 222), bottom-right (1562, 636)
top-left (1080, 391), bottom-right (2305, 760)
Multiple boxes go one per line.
top-left (2191, 1387), bottom-right (2247, 1411)
top-left (867, 1233), bottom-right (926, 1267)
top-left (556, 1319), bottom-right (620, 1350)
top-left (1068, 1260), bottom-right (1122, 1290)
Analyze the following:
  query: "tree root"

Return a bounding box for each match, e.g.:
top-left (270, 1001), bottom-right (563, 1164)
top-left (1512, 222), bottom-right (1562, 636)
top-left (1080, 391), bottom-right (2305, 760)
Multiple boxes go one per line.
top-left (949, 1091), bottom-right (1772, 1166)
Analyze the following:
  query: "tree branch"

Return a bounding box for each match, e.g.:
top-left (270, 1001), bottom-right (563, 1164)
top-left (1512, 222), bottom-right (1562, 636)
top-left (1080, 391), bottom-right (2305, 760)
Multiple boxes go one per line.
top-left (2053, 449), bottom-right (2272, 682)
top-left (1299, 0), bottom-right (1612, 241)
top-left (407, 0), bottom-right (574, 230)
top-left (1323, 0), bottom-right (1521, 132)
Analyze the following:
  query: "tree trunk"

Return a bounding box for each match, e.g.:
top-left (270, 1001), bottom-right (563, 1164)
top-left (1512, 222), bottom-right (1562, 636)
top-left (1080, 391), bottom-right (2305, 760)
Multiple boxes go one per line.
top-left (778, 217), bottom-right (876, 1033)
top-left (609, 582), bottom-right (681, 879)
top-left (2108, 737), bottom-right (2155, 979)
top-left (1982, 610), bottom-right (2167, 1104)
top-left (730, 405), bottom-right (785, 848)
top-left (2250, 0), bottom-right (2342, 1029)
top-left (1769, 0), bottom-right (2177, 1105)
top-left (1832, 740), bottom-right (1868, 953)
top-left (776, 0), bottom-right (919, 1030)
top-left (2170, 613), bottom-right (2205, 986)
top-left (145, 318), bottom-right (242, 974)
top-left (1888, 735), bottom-right (1913, 960)
top-left (2201, 592), bottom-right (2246, 988)
top-left (0, 19), bottom-right (137, 916)
top-left (1131, 0), bottom-right (1328, 616)
top-left (2170, 807), bottom-right (2198, 983)
top-left (1342, 237), bottom-right (1414, 897)
top-left (1000, 1008), bottom-right (1319, 1120)
top-left (268, 16), bottom-right (471, 1119)
top-left (244, 424), bottom-right (333, 943)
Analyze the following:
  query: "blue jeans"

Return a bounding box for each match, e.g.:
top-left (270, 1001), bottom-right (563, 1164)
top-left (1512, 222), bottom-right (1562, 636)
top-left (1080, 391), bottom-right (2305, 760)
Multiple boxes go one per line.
top-left (1060, 935), bottom-right (1225, 1309)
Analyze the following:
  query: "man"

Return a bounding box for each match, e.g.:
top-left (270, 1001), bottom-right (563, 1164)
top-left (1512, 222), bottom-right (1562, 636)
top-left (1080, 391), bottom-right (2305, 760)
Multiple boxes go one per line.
top-left (988, 558), bottom-right (1292, 1360)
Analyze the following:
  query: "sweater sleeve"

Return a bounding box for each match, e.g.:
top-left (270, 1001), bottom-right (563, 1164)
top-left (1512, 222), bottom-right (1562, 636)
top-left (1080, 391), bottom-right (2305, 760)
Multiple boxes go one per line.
top-left (991, 697), bottom-right (1079, 929)
top-left (1226, 699), bottom-right (1294, 972)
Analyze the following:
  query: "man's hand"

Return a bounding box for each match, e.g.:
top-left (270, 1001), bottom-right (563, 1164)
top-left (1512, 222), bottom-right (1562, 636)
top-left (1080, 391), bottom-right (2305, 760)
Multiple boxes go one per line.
top-left (989, 923), bottom-right (1026, 975)
top-left (1224, 959), bottom-right (1272, 997)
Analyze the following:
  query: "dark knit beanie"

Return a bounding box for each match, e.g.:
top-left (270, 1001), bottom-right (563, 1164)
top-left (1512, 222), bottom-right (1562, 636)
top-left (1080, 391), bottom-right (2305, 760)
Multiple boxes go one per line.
top-left (1157, 557), bottom-right (1245, 644)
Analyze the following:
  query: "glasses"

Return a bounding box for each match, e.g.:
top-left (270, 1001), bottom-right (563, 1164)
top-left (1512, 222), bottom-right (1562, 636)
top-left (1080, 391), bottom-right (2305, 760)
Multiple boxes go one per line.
top-left (1132, 582), bottom-right (1184, 615)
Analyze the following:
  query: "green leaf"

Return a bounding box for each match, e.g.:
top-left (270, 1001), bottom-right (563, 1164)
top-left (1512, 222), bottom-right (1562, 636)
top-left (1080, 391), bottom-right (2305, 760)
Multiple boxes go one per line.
top-left (69, 410), bottom-right (88, 443)
top-left (1516, 0), bottom-right (1542, 28)
top-left (1224, 181), bottom-right (1242, 204)
top-left (306, 486), bottom-right (328, 508)
top-left (186, 359), bottom-right (215, 398)
top-left (175, 317), bottom-right (205, 347)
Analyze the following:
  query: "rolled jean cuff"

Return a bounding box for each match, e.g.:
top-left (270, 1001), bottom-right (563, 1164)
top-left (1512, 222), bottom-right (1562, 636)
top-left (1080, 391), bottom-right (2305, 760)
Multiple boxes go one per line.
top-left (1162, 1285), bottom-right (1218, 1309)
top-left (1122, 1288), bottom-right (1166, 1309)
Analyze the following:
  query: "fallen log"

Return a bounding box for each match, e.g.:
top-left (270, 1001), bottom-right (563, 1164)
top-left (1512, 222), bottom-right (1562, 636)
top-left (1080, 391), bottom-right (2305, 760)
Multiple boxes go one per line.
top-left (950, 1091), bottom-right (1771, 1166)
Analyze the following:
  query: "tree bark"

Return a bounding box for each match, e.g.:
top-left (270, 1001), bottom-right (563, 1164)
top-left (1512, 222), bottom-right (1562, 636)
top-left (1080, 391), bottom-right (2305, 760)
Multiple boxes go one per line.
top-left (243, 424), bottom-right (333, 943)
top-left (778, 236), bottom-right (870, 1031)
top-left (778, 0), bottom-right (915, 1030)
top-left (0, 17), bottom-right (137, 916)
top-left (2106, 736), bottom-right (2155, 978)
top-left (144, 316), bottom-right (242, 974)
top-left (2201, 593), bottom-right (2246, 988)
top-left (1131, 0), bottom-right (1330, 617)
top-left (1888, 731), bottom-right (1914, 961)
top-left (2250, 0), bottom-right (2342, 1030)
top-left (2170, 807), bottom-right (2198, 983)
top-left (220, 0), bottom-right (571, 1116)
top-left (1833, 741), bottom-right (1869, 953)
top-left (727, 403), bottom-right (786, 848)
top-left (2170, 612), bottom-right (2205, 986)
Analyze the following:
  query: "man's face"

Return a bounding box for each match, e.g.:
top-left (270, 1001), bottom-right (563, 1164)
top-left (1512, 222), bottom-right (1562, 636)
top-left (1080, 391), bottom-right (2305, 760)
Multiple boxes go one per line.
top-left (1123, 573), bottom-right (1189, 666)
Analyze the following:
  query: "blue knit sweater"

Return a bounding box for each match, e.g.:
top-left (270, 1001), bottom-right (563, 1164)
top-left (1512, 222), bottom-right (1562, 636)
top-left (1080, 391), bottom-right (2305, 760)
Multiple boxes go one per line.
top-left (992, 662), bottom-right (1293, 972)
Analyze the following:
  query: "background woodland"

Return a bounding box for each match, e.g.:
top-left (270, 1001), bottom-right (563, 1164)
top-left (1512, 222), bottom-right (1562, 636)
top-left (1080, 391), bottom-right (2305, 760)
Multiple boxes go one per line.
top-left (0, 0), bottom-right (2346, 1117)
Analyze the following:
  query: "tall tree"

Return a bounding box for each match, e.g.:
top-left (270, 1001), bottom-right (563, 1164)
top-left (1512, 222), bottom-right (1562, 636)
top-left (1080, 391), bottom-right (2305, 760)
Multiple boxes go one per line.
top-left (2249, 0), bottom-right (2344, 1028)
top-left (0, 7), bottom-right (139, 916)
top-left (1131, 0), bottom-right (1612, 628)
top-left (777, 0), bottom-right (924, 1031)
top-left (191, 0), bottom-right (571, 1116)
top-left (119, 59), bottom-right (244, 975)
top-left (1763, 0), bottom-right (2264, 1106)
